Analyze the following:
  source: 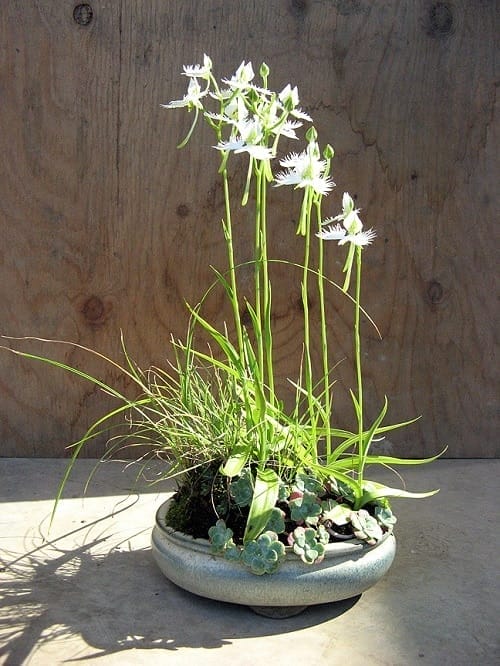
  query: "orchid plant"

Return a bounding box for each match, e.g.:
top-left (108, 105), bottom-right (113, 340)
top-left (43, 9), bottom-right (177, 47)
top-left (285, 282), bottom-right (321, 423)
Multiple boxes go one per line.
top-left (2, 56), bottom-right (442, 571)
top-left (160, 55), bottom-right (442, 554)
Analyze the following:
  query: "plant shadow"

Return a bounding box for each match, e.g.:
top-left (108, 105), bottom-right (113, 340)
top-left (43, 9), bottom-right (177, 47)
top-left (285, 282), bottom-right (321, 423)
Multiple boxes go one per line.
top-left (0, 511), bottom-right (361, 663)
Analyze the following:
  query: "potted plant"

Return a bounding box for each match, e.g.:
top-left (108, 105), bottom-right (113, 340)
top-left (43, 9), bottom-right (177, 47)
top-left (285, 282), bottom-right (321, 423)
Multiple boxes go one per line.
top-left (3, 56), bottom-right (442, 617)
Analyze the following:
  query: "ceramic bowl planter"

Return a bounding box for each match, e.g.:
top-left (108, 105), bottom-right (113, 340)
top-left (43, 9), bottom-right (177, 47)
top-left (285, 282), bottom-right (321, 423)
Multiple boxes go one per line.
top-left (151, 499), bottom-right (396, 617)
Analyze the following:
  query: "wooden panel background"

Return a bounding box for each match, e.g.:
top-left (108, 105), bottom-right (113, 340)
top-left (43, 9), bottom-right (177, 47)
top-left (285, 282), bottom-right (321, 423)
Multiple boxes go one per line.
top-left (0, 1), bottom-right (498, 458)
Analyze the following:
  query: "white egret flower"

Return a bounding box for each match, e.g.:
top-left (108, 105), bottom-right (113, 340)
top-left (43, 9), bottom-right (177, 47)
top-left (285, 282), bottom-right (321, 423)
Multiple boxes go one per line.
top-left (217, 95), bottom-right (249, 124)
top-left (278, 84), bottom-right (312, 122)
top-left (258, 98), bottom-right (301, 140)
top-left (279, 84), bottom-right (300, 108)
top-left (318, 193), bottom-right (376, 246)
top-left (277, 119), bottom-right (302, 139)
top-left (215, 117), bottom-right (274, 160)
top-left (290, 107), bottom-right (313, 122)
top-left (222, 61), bottom-right (255, 89)
top-left (220, 61), bottom-right (271, 98)
top-left (317, 223), bottom-right (376, 246)
top-left (274, 141), bottom-right (334, 195)
top-left (182, 54), bottom-right (212, 79)
top-left (162, 77), bottom-right (207, 110)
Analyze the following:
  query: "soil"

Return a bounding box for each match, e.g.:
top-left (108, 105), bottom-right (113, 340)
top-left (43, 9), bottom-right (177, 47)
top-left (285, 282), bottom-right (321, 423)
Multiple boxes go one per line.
top-left (165, 461), bottom-right (249, 541)
top-left (164, 461), bottom-right (360, 545)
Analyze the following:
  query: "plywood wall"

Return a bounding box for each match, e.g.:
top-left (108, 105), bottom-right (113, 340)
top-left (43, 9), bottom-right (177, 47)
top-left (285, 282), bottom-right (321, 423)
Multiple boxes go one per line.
top-left (0, 1), bottom-right (498, 458)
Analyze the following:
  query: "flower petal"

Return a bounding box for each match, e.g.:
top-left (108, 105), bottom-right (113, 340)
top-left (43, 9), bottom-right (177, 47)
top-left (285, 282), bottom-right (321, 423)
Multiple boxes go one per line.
top-left (316, 224), bottom-right (346, 241)
top-left (182, 54), bottom-right (212, 79)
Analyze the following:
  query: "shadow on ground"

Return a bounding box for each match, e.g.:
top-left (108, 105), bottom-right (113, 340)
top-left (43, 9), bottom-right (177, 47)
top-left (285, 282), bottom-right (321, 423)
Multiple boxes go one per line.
top-left (0, 511), bottom-right (360, 664)
top-left (0, 458), bottom-right (175, 502)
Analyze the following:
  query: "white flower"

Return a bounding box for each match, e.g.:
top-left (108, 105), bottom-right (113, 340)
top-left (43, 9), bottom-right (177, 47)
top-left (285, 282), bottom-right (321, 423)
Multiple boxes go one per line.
top-left (219, 61), bottom-right (271, 99)
top-left (222, 60), bottom-right (255, 90)
top-left (290, 107), bottom-right (313, 122)
top-left (279, 84), bottom-right (299, 108)
top-left (317, 193), bottom-right (376, 246)
top-left (278, 119), bottom-right (302, 139)
top-left (256, 98), bottom-right (302, 140)
top-left (182, 54), bottom-right (212, 79)
top-left (215, 117), bottom-right (274, 160)
top-left (278, 84), bottom-right (312, 122)
top-left (274, 141), bottom-right (334, 195)
top-left (213, 95), bottom-right (249, 125)
top-left (162, 77), bottom-right (207, 110)
top-left (317, 223), bottom-right (376, 246)
top-left (335, 192), bottom-right (363, 233)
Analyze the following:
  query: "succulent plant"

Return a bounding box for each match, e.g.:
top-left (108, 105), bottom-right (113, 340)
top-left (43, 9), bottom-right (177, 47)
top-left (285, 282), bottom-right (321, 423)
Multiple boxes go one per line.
top-left (374, 505), bottom-right (397, 530)
top-left (230, 469), bottom-right (253, 507)
top-left (278, 481), bottom-right (290, 502)
top-left (288, 526), bottom-right (327, 564)
top-left (328, 476), bottom-right (356, 504)
top-left (350, 509), bottom-right (384, 545)
top-left (265, 506), bottom-right (286, 534)
top-left (321, 498), bottom-right (352, 526)
top-left (223, 543), bottom-right (242, 562)
top-left (293, 472), bottom-right (325, 496)
top-left (316, 523), bottom-right (331, 546)
top-left (241, 531), bottom-right (286, 575)
top-left (289, 492), bottom-right (322, 525)
top-left (208, 519), bottom-right (236, 554)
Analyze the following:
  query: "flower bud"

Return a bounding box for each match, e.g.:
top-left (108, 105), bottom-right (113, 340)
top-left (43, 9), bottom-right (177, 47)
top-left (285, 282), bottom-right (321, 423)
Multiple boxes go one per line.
top-left (323, 143), bottom-right (335, 160)
top-left (305, 126), bottom-right (318, 142)
top-left (259, 62), bottom-right (270, 79)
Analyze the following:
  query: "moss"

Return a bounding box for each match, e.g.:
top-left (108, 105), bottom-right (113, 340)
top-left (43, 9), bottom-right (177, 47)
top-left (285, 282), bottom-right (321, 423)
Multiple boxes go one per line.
top-left (165, 460), bottom-right (248, 541)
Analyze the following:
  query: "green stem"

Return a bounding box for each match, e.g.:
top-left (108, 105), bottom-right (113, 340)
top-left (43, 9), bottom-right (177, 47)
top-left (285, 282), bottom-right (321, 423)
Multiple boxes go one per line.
top-left (354, 245), bottom-right (364, 488)
top-left (254, 165), bottom-right (264, 385)
top-left (221, 167), bottom-right (244, 363)
top-left (301, 188), bottom-right (316, 460)
top-left (315, 199), bottom-right (332, 457)
top-left (259, 163), bottom-right (275, 404)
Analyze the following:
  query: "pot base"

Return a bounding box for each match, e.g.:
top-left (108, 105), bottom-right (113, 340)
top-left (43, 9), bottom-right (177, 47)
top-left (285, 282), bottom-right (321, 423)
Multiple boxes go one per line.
top-left (152, 500), bottom-right (396, 613)
top-left (250, 605), bottom-right (308, 618)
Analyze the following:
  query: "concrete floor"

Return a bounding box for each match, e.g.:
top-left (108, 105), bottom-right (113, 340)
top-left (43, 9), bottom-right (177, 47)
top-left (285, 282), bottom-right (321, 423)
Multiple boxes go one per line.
top-left (0, 458), bottom-right (498, 665)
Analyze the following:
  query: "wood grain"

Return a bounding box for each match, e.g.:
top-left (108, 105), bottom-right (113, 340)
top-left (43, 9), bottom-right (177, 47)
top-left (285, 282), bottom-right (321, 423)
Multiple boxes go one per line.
top-left (0, 1), bottom-right (497, 458)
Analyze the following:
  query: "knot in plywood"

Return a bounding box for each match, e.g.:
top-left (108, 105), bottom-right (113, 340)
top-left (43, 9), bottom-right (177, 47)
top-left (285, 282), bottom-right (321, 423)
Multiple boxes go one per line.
top-left (73, 4), bottom-right (93, 27)
top-left (176, 203), bottom-right (190, 218)
top-left (425, 2), bottom-right (455, 38)
top-left (289, 0), bottom-right (309, 17)
top-left (427, 280), bottom-right (445, 305)
top-left (81, 295), bottom-right (111, 326)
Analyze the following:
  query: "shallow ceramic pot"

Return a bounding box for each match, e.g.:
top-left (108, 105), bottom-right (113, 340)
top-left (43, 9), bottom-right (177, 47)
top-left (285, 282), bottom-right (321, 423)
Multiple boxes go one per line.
top-left (151, 500), bottom-right (396, 615)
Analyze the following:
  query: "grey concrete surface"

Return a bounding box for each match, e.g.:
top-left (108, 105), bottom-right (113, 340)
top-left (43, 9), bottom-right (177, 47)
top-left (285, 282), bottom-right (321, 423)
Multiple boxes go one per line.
top-left (0, 458), bottom-right (498, 665)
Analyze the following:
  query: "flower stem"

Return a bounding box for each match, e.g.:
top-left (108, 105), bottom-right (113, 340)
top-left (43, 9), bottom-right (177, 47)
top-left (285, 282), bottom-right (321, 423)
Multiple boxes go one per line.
top-left (354, 245), bottom-right (364, 487)
top-left (315, 198), bottom-right (332, 457)
top-left (301, 188), bottom-right (316, 461)
top-left (254, 165), bottom-right (264, 383)
top-left (221, 166), bottom-right (244, 363)
top-left (259, 163), bottom-right (275, 403)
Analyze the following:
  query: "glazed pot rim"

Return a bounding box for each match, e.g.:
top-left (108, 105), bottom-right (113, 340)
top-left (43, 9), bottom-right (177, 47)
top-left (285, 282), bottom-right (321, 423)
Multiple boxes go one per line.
top-left (154, 498), bottom-right (392, 558)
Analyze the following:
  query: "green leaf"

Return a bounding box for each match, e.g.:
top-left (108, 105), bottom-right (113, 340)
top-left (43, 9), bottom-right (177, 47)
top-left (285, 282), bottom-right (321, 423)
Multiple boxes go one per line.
top-left (327, 435), bottom-right (358, 464)
top-left (332, 448), bottom-right (447, 470)
top-left (241, 331), bottom-right (266, 424)
top-left (360, 480), bottom-right (440, 506)
top-left (185, 303), bottom-right (240, 368)
top-left (209, 265), bottom-right (234, 302)
top-left (243, 468), bottom-right (280, 543)
top-left (349, 389), bottom-right (361, 418)
top-left (372, 415), bottom-right (422, 434)
top-left (357, 397), bottom-right (389, 472)
top-left (220, 448), bottom-right (250, 477)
